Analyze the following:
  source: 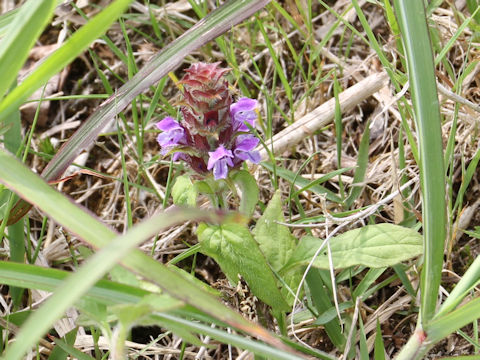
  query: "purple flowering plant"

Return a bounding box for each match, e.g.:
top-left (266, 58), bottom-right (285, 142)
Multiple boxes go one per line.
top-left (155, 63), bottom-right (300, 316)
top-left (156, 62), bottom-right (260, 182)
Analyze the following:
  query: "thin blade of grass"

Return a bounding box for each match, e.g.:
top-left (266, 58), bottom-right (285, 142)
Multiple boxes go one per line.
top-left (394, 0), bottom-right (446, 323)
top-left (0, 0), bottom-right (133, 121)
top-left (344, 120), bottom-right (370, 209)
top-left (4, 0), bottom-right (271, 226)
top-left (374, 319), bottom-right (386, 360)
top-left (2, 90), bottom-right (24, 308)
top-left (0, 148), bottom-right (289, 358)
top-left (426, 297), bottom-right (480, 344)
top-left (306, 268), bottom-right (346, 350)
top-left (333, 73), bottom-right (345, 199)
top-left (0, 0), bottom-right (56, 100)
top-left (0, 261), bottom-right (157, 305)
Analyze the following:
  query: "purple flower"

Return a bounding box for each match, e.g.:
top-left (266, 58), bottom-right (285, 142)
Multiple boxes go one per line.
top-left (207, 145), bottom-right (234, 180)
top-left (234, 135), bottom-right (261, 164)
top-left (156, 117), bottom-right (186, 154)
top-left (230, 98), bottom-right (258, 131)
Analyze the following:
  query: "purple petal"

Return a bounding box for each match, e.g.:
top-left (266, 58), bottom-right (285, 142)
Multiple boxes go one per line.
top-left (212, 158), bottom-right (230, 179)
top-left (156, 117), bottom-right (186, 150)
top-left (230, 98), bottom-right (258, 131)
top-left (156, 117), bottom-right (182, 131)
top-left (207, 145), bottom-right (234, 180)
top-left (235, 135), bottom-right (259, 151)
top-left (234, 135), bottom-right (261, 163)
top-left (172, 152), bottom-right (187, 162)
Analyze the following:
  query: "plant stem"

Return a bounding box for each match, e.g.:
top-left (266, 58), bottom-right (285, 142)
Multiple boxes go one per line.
top-left (395, 327), bottom-right (431, 360)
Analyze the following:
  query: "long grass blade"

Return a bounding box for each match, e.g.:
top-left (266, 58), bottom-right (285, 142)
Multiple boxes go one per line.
top-left (0, 148), bottom-right (289, 358)
top-left (0, 0), bottom-right (56, 100)
top-left (0, 0), bottom-right (133, 121)
top-left (4, 0), bottom-right (271, 226)
top-left (40, 0), bottom-right (270, 182)
top-left (393, 0), bottom-right (446, 323)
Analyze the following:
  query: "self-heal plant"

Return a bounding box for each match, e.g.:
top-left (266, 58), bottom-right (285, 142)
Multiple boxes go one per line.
top-left (157, 63), bottom-right (424, 342)
top-left (156, 62), bottom-right (260, 180)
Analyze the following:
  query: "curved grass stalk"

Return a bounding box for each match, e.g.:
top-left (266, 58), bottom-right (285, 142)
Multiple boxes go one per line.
top-left (4, 0), bottom-right (271, 226)
top-left (393, 0), bottom-right (446, 324)
top-left (393, 0), bottom-right (446, 358)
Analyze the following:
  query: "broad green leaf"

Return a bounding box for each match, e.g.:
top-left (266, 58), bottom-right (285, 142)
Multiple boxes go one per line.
top-left (172, 175), bottom-right (197, 207)
top-left (284, 224), bottom-right (422, 270)
top-left (197, 223), bottom-right (289, 312)
top-left (253, 191), bottom-right (295, 271)
top-left (231, 170), bottom-right (259, 218)
top-left (0, 0), bottom-right (133, 121)
top-left (252, 191), bottom-right (301, 305)
top-left (0, 0), bottom-right (56, 100)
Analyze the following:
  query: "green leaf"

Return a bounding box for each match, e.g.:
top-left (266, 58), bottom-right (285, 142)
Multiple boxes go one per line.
top-left (231, 170), bottom-right (259, 218)
top-left (253, 191), bottom-right (295, 271)
top-left (313, 301), bottom-right (353, 325)
top-left (197, 223), bottom-right (289, 312)
top-left (284, 224), bottom-right (423, 270)
top-left (252, 191), bottom-right (301, 305)
top-left (0, 0), bottom-right (56, 100)
top-left (0, 261), bottom-right (155, 305)
top-left (394, 0), bottom-right (446, 323)
top-left (48, 328), bottom-right (84, 360)
top-left (172, 175), bottom-right (197, 207)
top-left (50, 335), bottom-right (94, 360)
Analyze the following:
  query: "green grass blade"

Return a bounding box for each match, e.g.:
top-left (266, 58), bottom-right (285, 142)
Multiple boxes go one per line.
top-left (333, 74), bottom-right (345, 199)
top-left (435, 252), bottom-right (480, 318)
top-left (153, 313), bottom-right (307, 360)
top-left (426, 297), bottom-right (480, 344)
top-left (344, 121), bottom-right (370, 208)
top-left (0, 261), bottom-right (155, 305)
top-left (40, 0), bottom-right (269, 183)
top-left (261, 162), bottom-right (343, 203)
top-left (2, 97), bottom-right (24, 307)
top-left (0, 0), bottom-right (133, 122)
top-left (4, 0), bottom-right (271, 226)
top-left (0, 148), bottom-right (287, 357)
top-left (393, 0), bottom-right (446, 323)
top-left (306, 268), bottom-right (346, 350)
top-left (374, 319), bottom-right (386, 360)
top-left (0, 0), bottom-right (56, 100)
